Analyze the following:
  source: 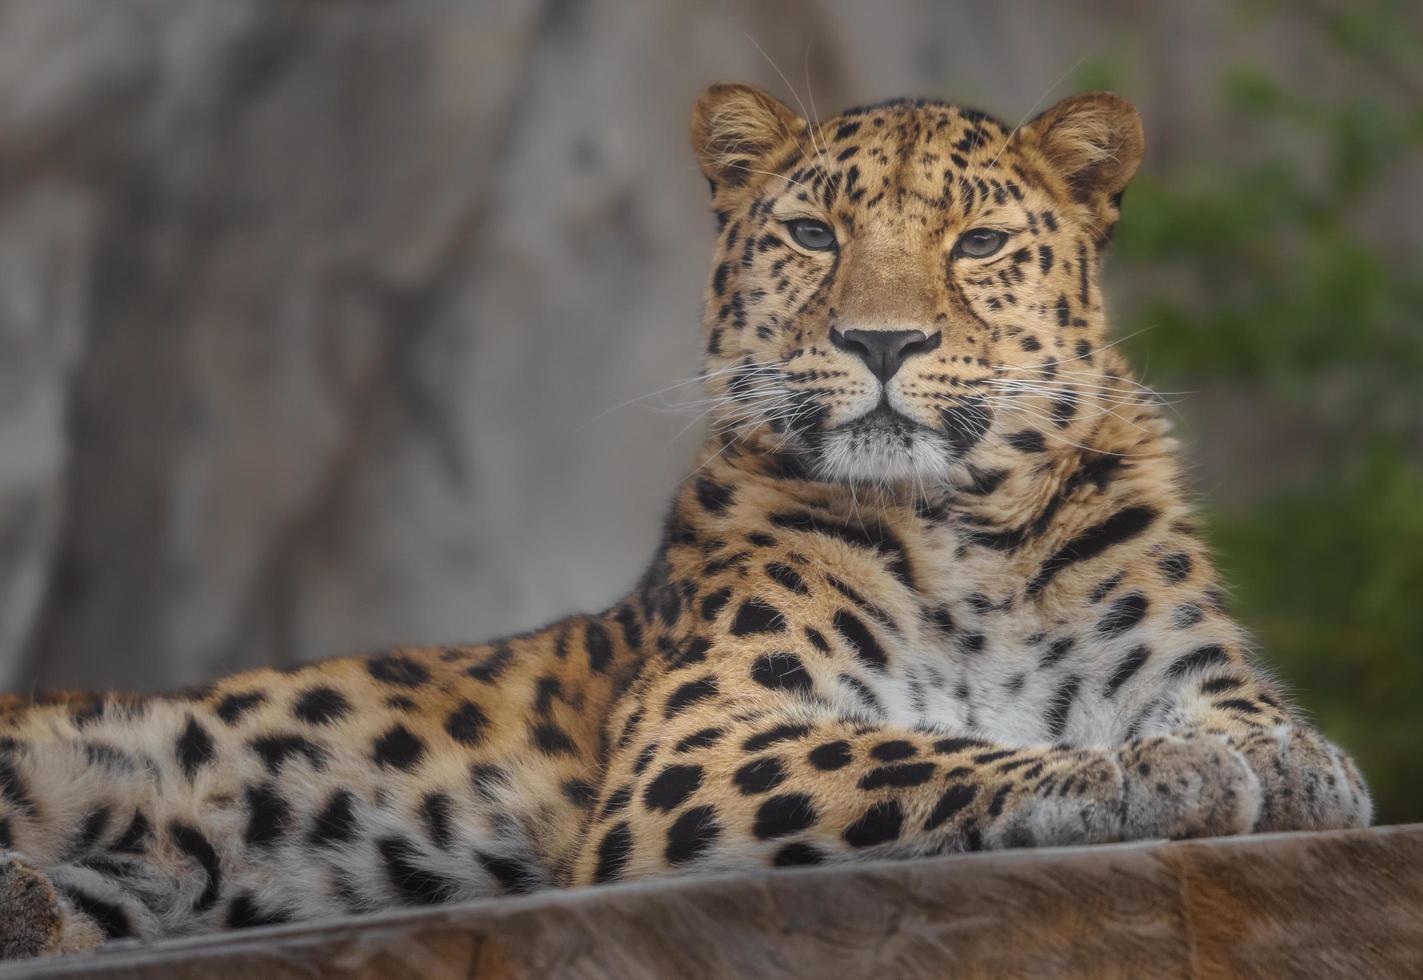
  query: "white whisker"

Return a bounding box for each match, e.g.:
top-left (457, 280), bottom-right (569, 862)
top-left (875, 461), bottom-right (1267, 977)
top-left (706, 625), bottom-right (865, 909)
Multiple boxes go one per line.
top-left (727, 164), bottom-right (814, 193)
top-left (744, 32), bottom-right (833, 185)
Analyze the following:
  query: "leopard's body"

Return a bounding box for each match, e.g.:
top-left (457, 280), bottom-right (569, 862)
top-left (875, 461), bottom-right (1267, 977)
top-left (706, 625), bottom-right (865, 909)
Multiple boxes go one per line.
top-left (0, 84), bottom-right (1370, 958)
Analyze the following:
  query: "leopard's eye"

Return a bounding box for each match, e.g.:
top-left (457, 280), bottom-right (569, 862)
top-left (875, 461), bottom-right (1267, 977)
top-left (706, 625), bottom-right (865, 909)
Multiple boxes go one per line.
top-left (785, 218), bottom-right (837, 252)
top-left (954, 228), bottom-right (1008, 259)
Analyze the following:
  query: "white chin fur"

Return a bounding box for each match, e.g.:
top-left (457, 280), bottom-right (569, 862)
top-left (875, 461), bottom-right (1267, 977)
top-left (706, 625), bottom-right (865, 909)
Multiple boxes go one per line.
top-left (812, 426), bottom-right (954, 487)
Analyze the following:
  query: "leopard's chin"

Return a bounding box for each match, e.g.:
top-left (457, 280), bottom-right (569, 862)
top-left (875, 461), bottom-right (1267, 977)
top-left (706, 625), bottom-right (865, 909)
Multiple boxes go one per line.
top-left (809, 409), bottom-right (956, 486)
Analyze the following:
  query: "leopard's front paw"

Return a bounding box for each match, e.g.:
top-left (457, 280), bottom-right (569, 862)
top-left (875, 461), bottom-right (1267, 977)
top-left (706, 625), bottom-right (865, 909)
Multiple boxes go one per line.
top-left (1237, 726), bottom-right (1372, 832)
top-left (1116, 735), bottom-right (1261, 841)
top-left (1, 854), bottom-right (63, 960)
top-left (0, 855), bottom-right (102, 960)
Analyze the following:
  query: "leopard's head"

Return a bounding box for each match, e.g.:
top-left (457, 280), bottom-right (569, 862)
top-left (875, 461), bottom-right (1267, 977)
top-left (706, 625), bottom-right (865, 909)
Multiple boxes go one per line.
top-left (691, 83), bottom-right (1144, 486)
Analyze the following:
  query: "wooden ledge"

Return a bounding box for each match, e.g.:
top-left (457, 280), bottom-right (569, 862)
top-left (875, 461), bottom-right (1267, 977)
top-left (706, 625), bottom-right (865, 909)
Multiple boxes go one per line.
top-left (4, 825), bottom-right (1421, 979)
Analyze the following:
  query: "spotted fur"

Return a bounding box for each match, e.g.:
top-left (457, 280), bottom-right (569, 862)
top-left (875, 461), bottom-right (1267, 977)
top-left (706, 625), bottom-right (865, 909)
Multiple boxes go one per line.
top-left (0, 84), bottom-right (1370, 959)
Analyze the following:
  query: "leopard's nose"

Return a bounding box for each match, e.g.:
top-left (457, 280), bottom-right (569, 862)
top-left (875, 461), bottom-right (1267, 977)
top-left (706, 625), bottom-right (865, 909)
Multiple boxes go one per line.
top-left (830, 327), bottom-right (942, 383)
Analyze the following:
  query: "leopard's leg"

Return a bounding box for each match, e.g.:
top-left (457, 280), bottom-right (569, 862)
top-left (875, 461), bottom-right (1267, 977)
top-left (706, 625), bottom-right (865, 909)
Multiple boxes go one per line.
top-left (0, 700), bottom-right (554, 960)
top-left (0, 725), bottom-right (208, 956)
top-left (1077, 577), bottom-right (1371, 833)
top-left (567, 704), bottom-right (1259, 885)
top-left (1125, 653), bottom-right (1372, 833)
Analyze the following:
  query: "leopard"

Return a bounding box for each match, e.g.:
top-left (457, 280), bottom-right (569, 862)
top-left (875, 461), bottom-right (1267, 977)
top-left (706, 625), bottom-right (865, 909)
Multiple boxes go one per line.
top-left (0, 82), bottom-right (1371, 960)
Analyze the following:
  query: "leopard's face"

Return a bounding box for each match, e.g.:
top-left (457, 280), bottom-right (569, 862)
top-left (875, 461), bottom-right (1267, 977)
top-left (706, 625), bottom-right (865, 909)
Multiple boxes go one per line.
top-left (692, 86), bottom-right (1143, 485)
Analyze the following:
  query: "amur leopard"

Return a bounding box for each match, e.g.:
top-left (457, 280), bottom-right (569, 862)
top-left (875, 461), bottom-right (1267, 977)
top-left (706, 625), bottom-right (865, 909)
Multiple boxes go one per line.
top-left (0, 83), bottom-right (1370, 959)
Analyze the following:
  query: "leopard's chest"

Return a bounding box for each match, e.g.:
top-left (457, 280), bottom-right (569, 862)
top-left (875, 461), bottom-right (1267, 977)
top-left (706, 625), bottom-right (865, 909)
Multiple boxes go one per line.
top-left (863, 601), bottom-right (1058, 744)
top-left (857, 538), bottom-right (1128, 746)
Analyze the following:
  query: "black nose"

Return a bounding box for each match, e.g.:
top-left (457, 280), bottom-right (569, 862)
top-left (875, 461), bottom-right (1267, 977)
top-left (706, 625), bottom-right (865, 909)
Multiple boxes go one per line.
top-left (830, 327), bottom-right (941, 383)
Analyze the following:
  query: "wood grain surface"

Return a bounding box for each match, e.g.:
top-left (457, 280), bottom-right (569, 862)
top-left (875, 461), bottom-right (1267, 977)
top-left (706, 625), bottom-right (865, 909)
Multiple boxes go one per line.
top-left (3, 825), bottom-right (1419, 979)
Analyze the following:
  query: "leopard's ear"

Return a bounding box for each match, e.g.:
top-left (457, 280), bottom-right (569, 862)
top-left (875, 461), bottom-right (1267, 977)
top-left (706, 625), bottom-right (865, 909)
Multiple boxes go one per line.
top-left (691, 83), bottom-right (804, 192)
top-left (1022, 92), bottom-right (1144, 204)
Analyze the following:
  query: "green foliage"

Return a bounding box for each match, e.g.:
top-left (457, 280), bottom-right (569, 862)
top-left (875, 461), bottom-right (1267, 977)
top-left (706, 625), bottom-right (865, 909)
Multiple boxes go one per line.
top-left (1093, 2), bottom-right (1423, 822)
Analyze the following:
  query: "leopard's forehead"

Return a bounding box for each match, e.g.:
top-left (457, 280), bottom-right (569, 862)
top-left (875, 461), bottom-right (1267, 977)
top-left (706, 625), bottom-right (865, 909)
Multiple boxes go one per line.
top-left (766, 100), bottom-right (1035, 220)
top-left (814, 99), bottom-right (1011, 157)
top-left (834, 97), bottom-right (1007, 129)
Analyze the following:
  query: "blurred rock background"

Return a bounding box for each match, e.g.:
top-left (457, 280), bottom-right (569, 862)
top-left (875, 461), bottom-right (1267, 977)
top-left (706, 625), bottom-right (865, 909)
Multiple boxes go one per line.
top-left (0, 0), bottom-right (1417, 820)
